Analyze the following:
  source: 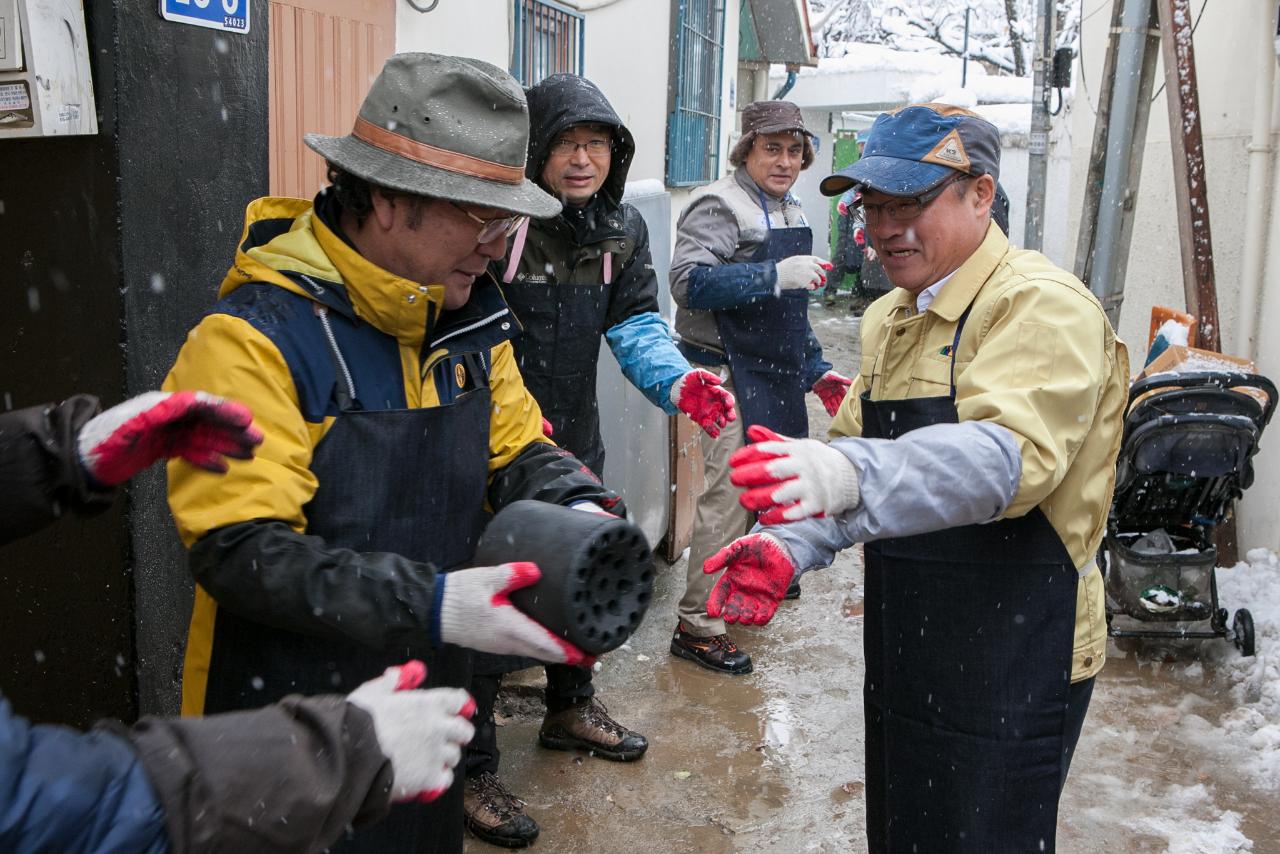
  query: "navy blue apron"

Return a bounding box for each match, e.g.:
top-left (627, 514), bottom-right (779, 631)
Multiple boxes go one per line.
top-left (859, 309), bottom-right (1079, 853)
top-left (202, 309), bottom-right (489, 854)
top-left (713, 190), bottom-right (812, 437)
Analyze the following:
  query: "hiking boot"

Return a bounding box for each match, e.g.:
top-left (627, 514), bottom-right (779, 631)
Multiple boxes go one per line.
top-left (670, 625), bottom-right (753, 674)
top-left (539, 698), bottom-right (648, 761)
top-left (784, 579), bottom-right (801, 600)
top-left (463, 771), bottom-right (538, 848)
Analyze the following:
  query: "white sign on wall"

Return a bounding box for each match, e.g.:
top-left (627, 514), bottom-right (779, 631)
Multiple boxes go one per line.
top-left (160, 0), bottom-right (250, 34)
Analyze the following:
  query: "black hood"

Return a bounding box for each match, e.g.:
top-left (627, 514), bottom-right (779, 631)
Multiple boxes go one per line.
top-left (525, 74), bottom-right (636, 211)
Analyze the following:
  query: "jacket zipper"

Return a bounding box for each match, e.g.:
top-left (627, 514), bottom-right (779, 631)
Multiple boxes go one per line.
top-left (313, 304), bottom-right (357, 404)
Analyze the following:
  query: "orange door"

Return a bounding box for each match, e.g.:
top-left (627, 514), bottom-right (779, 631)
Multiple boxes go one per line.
top-left (268, 0), bottom-right (395, 198)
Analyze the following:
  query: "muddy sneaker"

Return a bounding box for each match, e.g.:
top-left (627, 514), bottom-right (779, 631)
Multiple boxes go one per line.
top-left (463, 771), bottom-right (538, 848)
top-left (670, 625), bottom-right (753, 674)
top-left (539, 698), bottom-right (648, 761)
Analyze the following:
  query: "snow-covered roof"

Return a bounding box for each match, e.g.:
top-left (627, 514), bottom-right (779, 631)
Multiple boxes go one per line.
top-left (769, 41), bottom-right (1033, 115)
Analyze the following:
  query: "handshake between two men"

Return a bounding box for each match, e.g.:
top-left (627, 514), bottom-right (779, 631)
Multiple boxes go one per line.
top-left (703, 424), bottom-right (862, 626)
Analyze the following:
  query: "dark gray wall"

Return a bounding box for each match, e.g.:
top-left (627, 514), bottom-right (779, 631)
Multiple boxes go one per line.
top-left (115, 0), bottom-right (270, 719)
top-left (0, 0), bottom-right (268, 726)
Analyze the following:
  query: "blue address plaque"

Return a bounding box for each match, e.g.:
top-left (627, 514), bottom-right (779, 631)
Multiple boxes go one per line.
top-left (160, 0), bottom-right (250, 34)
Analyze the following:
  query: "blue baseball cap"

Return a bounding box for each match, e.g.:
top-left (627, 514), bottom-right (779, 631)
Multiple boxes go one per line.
top-left (820, 103), bottom-right (1000, 198)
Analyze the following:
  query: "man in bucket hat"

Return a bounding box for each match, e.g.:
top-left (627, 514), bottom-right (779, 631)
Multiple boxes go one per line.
top-left (667, 100), bottom-right (851, 675)
top-left (704, 104), bottom-right (1128, 852)
top-left (162, 53), bottom-right (623, 854)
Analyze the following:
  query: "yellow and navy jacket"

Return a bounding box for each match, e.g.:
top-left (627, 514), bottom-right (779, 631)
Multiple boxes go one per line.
top-left (164, 192), bottom-right (617, 714)
top-left (766, 223), bottom-right (1129, 683)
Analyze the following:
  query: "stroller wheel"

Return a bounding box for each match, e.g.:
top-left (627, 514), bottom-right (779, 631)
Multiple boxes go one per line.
top-left (1232, 609), bottom-right (1256, 657)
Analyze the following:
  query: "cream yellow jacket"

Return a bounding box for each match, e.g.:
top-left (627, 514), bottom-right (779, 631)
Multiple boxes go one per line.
top-left (768, 223), bottom-right (1128, 681)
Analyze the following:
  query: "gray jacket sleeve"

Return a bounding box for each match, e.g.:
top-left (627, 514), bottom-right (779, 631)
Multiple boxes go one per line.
top-left (761, 421), bottom-right (1023, 572)
top-left (670, 196), bottom-right (742, 307)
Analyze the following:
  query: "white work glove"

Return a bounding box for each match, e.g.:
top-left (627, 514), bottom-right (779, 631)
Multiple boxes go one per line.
top-left (669, 368), bottom-right (737, 438)
top-left (775, 255), bottom-right (831, 292)
top-left (729, 424), bottom-right (861, 524)
top-left (435, 562), bottom-right (593, 665)
top-left (346, 661), bottom-right (476, 804)
top-left (78, 391), bottom-right (263, 486)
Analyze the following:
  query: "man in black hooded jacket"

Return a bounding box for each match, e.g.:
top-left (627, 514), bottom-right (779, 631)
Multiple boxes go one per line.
top-left (465, 74), bottom-right (737, 848)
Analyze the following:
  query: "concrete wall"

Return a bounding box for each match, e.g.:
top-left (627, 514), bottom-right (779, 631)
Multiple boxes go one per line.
top-left (583, 0), bottom-right (673, 184)
top-left (396, 0), bottom-right (510, 67)
top-left (1067, 0), bottom-right (1280, 552)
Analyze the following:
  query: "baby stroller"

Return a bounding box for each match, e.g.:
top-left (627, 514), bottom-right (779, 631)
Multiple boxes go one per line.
top-left (1102, 370), bottom-right (1277, 656)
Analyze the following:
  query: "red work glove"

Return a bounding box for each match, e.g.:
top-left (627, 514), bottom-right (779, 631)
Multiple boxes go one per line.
top-left (346, 661), bottom-right (477, 803)
top-left (669, 368), bottom-right (737, 438)
top-left (77, 391), bottom-right (263, 487)
top-left (540, 417), bottom-right (554, 438)
top-left (436, 562), bottom-right (594, 667)
top-left (731, 425), bottom-right (861, 524)
top-left (703, 533), bottom-right (796, 626)
top-left (811, 370), bottom-right (852, 417)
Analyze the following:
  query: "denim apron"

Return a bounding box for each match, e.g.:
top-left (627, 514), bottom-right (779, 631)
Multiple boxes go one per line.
top-left (202, 307), bottom-right (489, 854)
top-left (859, 309), bottom-right (1078, 852)
top-left (713, 190), bottom-right (812, 437)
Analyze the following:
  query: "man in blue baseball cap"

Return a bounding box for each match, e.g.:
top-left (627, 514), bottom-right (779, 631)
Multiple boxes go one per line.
top-left (702, 103), bottom-right (1129, 852)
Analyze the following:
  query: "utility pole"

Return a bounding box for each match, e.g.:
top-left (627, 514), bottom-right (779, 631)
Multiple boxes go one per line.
top-left (1023, 0), bottom-right (1055, 250)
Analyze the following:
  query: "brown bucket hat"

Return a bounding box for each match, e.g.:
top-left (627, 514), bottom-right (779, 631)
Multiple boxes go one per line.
top-left (305, 53), bottom-right (561, 219)
top-left (729, 100), bottom-right (815, 169)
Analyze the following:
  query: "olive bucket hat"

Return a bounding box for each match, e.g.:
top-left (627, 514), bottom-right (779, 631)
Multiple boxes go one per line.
top-left (305, 53), bottom-right (561, 219)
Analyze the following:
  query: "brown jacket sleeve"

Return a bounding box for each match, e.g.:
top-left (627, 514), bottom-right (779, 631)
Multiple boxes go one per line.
top-left (121, 695), bottom-right (393, 854)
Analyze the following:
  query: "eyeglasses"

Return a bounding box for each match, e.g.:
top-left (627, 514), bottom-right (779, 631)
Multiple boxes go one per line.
top-left (451, 202), bottom-right (528, 243)
top-left (858, 173), bottom-right (972, 224)
top-left (548, 138), bottom-right (612, 158)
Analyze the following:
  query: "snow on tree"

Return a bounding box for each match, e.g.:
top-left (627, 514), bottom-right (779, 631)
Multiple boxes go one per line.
top-left (809, 0), bottom-right (1081, 77)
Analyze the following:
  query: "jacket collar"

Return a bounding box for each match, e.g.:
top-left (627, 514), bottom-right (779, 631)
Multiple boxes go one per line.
top-left (537, 195), bottom-right (626, 247)
top-left (733, 167), bottom-right (801, 207)
top-left (923, 221), bottom-right (1009, 322)
top-left (220, 193), bottom-right (514, 351)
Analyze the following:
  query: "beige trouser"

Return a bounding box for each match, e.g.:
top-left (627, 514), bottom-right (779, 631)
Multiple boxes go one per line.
top-left (677, 369), bottom-right (753, 636)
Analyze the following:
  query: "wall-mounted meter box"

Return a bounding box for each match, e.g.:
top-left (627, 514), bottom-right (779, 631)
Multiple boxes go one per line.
top-left (0, 0), bottom-right (97, 138)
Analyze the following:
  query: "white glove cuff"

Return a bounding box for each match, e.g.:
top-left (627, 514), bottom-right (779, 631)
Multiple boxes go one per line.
top-left (831, 450), bottom-right (862, 514)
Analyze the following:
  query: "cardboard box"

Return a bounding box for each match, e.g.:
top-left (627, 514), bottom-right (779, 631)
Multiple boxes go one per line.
top-left (1139, 344), bottom-right (1255, 378)
top-left (1135, 345), bottom-right (1268, 408)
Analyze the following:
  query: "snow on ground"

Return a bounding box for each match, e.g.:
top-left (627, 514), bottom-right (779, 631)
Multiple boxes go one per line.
top-left (1061, 548), bottom-right (1280, 852)
top-left (1196, 549), bottom-right (1280, 789)
top-left (1120, 548), bottom-right (1280, 792)
top-left (1077, 773), bottom-right (1252, 854)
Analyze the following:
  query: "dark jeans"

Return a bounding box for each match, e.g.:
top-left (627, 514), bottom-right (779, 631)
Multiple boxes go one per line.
top-left (465, 663), bottom-right (595, 777)
top-left (1060, 676), bottom-right (1095, 793)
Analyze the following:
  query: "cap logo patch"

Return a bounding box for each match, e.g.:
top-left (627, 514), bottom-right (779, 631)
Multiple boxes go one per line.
top-left (923, 130), bottom-right (970, 171)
